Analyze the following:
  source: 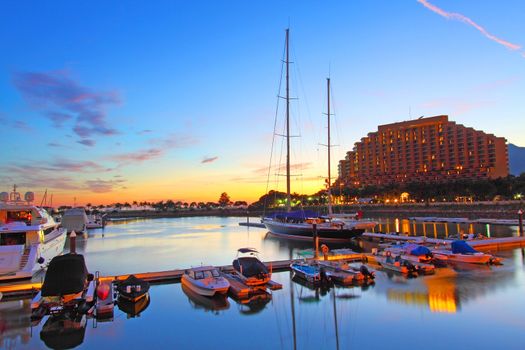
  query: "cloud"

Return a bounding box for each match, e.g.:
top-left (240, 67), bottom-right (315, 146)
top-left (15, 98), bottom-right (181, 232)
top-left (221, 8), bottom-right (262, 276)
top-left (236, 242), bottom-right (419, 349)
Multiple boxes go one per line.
top-left (77, 139), bottom-right (96, 147)
top-left (253, 162), bottom-right (313, 175)
top-left (47, 142), bottom-right (63, 147)
top-left (0, 115), bottom-right (33, 131)
top-left (111, 134), bottom-right (197, 165)
top-left (138, 129), bottom-right (153, 135)
top-left (201, 156), bottom-right (218, 164)
top-left (84, 179), bottom-right (126, 193)
top-left (12, 70), bottom-right (121, 143)
top-left (417, 0), bottom-right (523, 54)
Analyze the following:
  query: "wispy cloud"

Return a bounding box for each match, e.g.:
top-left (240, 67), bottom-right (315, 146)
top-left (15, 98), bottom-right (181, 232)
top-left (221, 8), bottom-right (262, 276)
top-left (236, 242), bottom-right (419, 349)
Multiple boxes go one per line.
top-left (0, 115), bottom-right (33, 131)
top-left (12, 70), bottom-right (121, 145)
top-left (137, 129), bottom-right (153, 135)
top-left (253, 162), bottom-right (313, 176)
top-left (77, 139), bottom-right (96, 147)
top-left (47, 142), bottom-right (63, 147)
top-left (111, 134), bottom-right (197, 165)
top-left (417, 0), bottom-right (523, 55)
top-left (85, 179), bottom-right (126, 193)
top-left (201, 156), bottom-right (218, 164)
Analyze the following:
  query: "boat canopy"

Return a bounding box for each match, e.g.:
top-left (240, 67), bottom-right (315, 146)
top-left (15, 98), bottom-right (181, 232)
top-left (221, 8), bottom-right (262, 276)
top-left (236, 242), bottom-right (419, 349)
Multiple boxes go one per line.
top-left (41, 254), bottom-right (89, 297)
top-left (237, 247), bottom-right (259, 254)
top-left (410, 245), bottom-right (432, 256)
top-left (451, 240), bottom-right (478, 254)
top-left (267, 210), bottom-right (319, 221)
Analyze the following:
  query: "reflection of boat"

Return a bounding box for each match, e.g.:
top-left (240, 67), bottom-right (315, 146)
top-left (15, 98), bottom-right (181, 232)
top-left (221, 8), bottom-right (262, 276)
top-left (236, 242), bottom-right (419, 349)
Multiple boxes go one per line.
top-left (0, 299), bottom-right (32, 349)
top-left (0, 185), bottom-right (66, 281)
top-left (181, 266), bottom-right (230, 296)
top-left (235, 291), bottom-right (271, 315)
top-left (116, 275), bottom-right (150, 302)
top-left (432, 241), bottom-right (493, 264)
top-left (232, 248), bottom-right (270, 286)
top-left (61, 208), bottom-right (88, 233)
top-left (117, 294), bottom-right (150, 318)
top-left (182, 284), bottom-right (230, 312)
top-left (31, 253), bottom-right (95, 319)
top-left (40, 313), bottom-right (87, 350)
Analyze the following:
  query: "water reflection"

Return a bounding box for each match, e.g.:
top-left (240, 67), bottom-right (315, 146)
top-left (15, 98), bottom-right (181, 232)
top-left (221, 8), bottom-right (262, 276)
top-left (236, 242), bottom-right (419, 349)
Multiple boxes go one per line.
top-left (2, 217), bottom-right (525, 349)
top-left (117, 295), bottom-right (151, 318)
top-left (181, 284), bottom-right (230, 314)
top-left (40, 314), bottom-right (87, 350)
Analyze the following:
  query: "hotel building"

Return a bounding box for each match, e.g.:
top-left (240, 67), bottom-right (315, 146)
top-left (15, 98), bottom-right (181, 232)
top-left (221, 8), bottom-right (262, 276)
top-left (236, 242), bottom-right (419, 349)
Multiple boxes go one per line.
top-left (338, 115), bottom-right (508, 187)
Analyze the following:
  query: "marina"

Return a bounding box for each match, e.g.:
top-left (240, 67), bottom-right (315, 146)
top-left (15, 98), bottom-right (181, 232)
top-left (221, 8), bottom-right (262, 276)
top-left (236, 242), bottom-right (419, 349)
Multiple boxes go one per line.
top-left (2, 216), bottom-right (525, 349)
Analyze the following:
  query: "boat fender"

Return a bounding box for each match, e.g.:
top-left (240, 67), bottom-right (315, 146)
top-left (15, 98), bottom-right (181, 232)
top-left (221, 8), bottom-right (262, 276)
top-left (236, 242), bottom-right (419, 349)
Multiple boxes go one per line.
top-left (385, 251), bottom-right (392, 257)
top-left (321, 244), bottom-right (329, 255)
top-left (37, 257), bottom-right (45, 264)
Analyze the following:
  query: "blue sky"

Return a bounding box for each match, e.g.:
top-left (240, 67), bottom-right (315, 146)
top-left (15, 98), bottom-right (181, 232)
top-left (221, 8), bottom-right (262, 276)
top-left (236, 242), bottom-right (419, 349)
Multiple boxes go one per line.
top-left (0, 0), bottom-right (524, 204)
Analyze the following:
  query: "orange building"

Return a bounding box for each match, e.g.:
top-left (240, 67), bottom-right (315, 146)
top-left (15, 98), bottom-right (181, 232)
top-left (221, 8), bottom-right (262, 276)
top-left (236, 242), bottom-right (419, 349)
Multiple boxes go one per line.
top-left (338, 115), bottom-right (508, 187)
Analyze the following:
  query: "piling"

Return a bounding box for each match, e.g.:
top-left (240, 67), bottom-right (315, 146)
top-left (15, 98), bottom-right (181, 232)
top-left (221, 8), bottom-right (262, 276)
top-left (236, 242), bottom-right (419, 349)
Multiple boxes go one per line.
top-left (70, 231), bottom-right (77, 254)
top-left (312, 223), bottom-right (319, 259)
top-left (519, 209), bottom-right (523, 236)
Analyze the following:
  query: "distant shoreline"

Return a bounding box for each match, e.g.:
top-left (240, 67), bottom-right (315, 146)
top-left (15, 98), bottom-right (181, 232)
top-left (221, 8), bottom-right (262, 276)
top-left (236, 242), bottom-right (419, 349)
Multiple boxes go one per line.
top-left (105, 201), bottom-right (524, 221)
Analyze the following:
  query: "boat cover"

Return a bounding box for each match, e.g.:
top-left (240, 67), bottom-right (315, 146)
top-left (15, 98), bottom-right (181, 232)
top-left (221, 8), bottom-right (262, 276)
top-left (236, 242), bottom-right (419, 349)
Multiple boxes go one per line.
top-left (237, 247), bottom-right (259, 254)
top-left (451, 240), bottom-right (478, 254)
top-left (233, 257), bottom-right (268, 277)
top-left (267, 210), bottom-right (319, 220)
top-left (410, 245), bottom-right (432, 256)
top-left (116, 274), bottom-right (150, 298)
top-left (41, 254), bottom-right (88, 297)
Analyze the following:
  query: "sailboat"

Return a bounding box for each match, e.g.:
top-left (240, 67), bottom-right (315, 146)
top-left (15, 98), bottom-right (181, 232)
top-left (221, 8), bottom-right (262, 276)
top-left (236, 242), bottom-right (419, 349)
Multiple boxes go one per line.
top-left (262, 29), bottom-right (375, 243)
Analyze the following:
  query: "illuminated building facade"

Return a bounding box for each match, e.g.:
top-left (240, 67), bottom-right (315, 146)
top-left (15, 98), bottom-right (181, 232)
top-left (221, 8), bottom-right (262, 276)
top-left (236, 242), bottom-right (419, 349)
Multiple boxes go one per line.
top-left (338, 115), bottom-right (508, 187)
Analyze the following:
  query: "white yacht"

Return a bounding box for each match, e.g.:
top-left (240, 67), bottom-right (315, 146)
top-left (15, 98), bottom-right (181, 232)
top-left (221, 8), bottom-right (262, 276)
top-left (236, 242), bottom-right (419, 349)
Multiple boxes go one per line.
top-left (0, 186), bottom-right (67, 281)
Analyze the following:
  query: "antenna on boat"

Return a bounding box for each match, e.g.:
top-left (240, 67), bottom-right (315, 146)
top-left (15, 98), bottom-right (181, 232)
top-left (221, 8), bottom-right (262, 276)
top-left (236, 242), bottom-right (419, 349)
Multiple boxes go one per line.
top-left (285, 28), bottom-right (292, 212)
top-left (326, 78), bottom-right (333, 215)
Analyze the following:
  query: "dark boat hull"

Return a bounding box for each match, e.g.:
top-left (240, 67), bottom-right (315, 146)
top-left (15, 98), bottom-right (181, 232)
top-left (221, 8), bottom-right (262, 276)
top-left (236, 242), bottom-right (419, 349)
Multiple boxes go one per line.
top-left (263, 220), bottom-right (364, 243)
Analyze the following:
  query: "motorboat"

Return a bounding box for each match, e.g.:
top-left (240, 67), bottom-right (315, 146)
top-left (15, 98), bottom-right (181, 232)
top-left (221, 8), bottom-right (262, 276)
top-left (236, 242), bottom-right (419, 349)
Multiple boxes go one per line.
top-left (290, 261), bottom-right (331, 284)
top-left (31, 253), bottom-right (96, 319)
top-left (316, 260), bottom-right (375, 284)
top-left (432, 240), bottom-right (494, 264)
top-left (232, 248), bottom-right (271, 286)
top-left (374, 253), bottom-right (418, 276)
top-left (117, 294), bottom-right (150, 318)
top-left (0, 186), bottom-right (67, 281)
top-left (181, 266), bottom-right (230, 297)
top-left (86, 213), bottom-right (105, 229)
top-left (384, 243), bottom-right (433, 263)
top-left (61, 208), bottom-right (88, 233)
top-left (116, 274), bottom-right (150, 302)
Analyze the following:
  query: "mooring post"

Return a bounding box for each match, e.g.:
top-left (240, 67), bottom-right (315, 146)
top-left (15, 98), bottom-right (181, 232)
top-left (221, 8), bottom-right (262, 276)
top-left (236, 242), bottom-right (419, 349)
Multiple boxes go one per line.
top-left (312, 223), bottom-right (319, 259)
top-left (246, 210), bottom-right (250, 225)
top-left (70, 230), bottom-right (77, 254)
top-left (519, 209), bottom-right (523, 237)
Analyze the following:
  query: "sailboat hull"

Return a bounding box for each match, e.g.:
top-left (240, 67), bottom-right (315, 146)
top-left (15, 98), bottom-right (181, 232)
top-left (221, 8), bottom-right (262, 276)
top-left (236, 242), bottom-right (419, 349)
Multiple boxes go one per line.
top-left (263, 220), bottom-right (364, 243)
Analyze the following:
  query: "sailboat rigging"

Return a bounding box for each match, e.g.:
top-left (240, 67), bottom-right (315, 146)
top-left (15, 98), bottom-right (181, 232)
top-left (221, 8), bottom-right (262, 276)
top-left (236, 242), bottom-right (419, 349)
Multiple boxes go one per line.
top-left (262, 29), bottom-right (376, 243)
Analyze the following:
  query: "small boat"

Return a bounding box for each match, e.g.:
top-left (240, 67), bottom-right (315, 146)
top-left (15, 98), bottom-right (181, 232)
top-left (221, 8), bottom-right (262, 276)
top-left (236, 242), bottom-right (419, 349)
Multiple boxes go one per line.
top-left (86, 213), bottom-right (105, 229)
top-left (95, 281), bottom-right (114, 320)
top-left (116, 274), bottom-right (150, 302)
top-left (232, 248), bottom-right (271, 286)
top-left (181, 266), bottom-right (230, 297)
top-left (290, 261), bottom-right (331, 284)
top-left (31, 253), bottom-right (96, 319)
top-left (375, 254), bottom-right (418, 276)
top-left (61, 208), bottom-right (88, 233)
top-left (384, 243), bottom-right (434, 264)
top-left (117, 294), bottom-right (150, 318)
top-left (432, 240), bottom-right (493, 265)
top-left (316, 260), bottom-right (374, 284)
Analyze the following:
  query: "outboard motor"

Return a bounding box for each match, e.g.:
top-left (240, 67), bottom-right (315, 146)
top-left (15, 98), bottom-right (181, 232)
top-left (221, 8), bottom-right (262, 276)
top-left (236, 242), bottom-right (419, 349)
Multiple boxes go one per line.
top-left (360, 265), bottom-right (375, 280)
top-left (403, 261), bottom-right (418, 276)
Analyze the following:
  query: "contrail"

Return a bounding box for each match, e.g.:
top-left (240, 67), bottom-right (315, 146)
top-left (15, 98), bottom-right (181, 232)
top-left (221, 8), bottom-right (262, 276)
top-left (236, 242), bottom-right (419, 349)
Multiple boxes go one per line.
top-left (417, 0), bottom-right (521, 51)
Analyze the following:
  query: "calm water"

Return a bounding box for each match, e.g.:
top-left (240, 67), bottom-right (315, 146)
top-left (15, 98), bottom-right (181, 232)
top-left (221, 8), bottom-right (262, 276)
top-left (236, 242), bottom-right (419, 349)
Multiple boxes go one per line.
top-left (2, 216), bottom-right (525, 349)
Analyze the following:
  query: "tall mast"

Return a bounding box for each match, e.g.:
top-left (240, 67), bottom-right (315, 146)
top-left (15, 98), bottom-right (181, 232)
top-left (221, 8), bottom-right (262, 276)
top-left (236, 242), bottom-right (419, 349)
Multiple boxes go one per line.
top-left (327, 77), bottom-right (333, 215)
top-left (285, 28), bottom-right (291, 212)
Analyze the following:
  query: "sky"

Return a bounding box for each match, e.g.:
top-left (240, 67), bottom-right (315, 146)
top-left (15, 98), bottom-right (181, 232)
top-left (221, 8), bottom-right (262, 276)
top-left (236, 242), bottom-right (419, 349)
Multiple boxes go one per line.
top-left (0, 0), bottom-right (524, 206)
